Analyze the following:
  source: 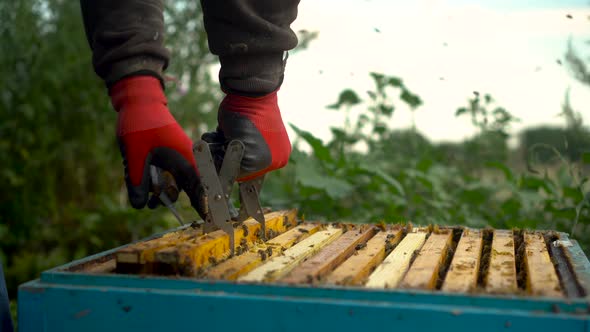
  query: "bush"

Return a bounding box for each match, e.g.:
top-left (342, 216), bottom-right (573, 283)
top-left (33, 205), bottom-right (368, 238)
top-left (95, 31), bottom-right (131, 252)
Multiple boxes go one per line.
top-left (263, 73), bottom-right (590, 251)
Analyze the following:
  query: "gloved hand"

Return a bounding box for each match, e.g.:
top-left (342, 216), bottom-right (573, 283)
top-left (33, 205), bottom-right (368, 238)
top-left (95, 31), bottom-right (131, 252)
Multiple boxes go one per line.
top-left (203, 91), bottom-right (291, 182)
top-left (109, 76), bottom-right (205, 218)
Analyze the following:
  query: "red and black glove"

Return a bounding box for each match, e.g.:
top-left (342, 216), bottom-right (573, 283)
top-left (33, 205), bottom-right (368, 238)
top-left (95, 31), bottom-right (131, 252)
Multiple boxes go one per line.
top-left (203, 91), bottom-right (291, 182)
top-left (109, 76), bottom-right (205, 217)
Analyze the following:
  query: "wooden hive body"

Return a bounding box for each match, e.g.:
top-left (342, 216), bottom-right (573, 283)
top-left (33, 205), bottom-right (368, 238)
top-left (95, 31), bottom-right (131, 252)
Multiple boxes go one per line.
top-left (18, 210), bottom-right (590, 331)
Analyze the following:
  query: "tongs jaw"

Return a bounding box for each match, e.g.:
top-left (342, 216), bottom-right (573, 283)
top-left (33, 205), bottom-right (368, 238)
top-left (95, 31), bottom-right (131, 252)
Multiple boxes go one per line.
top-left (193, 139), bottom-right (266, 255)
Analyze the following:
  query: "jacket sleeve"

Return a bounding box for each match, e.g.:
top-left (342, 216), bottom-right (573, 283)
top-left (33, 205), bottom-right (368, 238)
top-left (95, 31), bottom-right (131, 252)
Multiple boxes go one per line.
top-left (79, 0), bottom-right (170, 87)
top-left (201, 0), bottom-right (300, 95)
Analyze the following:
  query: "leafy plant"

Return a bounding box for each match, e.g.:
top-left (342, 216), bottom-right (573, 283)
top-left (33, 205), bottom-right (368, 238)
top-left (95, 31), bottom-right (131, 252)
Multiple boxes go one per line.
top-left (264, 72), bottom-right (590, 253)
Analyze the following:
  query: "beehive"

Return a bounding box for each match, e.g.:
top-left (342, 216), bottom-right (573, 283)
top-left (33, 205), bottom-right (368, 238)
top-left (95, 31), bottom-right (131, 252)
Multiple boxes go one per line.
top-left (18, 209), bottom-right (590, 332)
top-left (110, 209), bottom-right (586, 298)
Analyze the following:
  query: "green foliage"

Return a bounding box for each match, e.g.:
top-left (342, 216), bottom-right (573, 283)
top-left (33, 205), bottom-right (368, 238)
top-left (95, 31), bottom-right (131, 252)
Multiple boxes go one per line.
top-left (566, 38), bottom-right (590, 86)
top-left (521, 126), bottom-right (590, 163)
top-left (163, 1), bottom-right (219, 128)
top-left (1, 0), bottom-right (119, 296)
top-left (264, 72), bottom-right (590, 252)
top-left (455, 93), bottom-right (519, 136)
top-left (519, 89), bottom-right (590, 164)
top-left (453, 93), bottom-right (520, 168)
top-left (327, 89), bottom-right (361, 109)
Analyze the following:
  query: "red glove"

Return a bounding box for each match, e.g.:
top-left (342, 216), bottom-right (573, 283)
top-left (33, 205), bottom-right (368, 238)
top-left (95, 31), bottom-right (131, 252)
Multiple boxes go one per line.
top-left (109, 76), bottom-right (204, 216)
top-left (205, 91), bottom-right (291, 182)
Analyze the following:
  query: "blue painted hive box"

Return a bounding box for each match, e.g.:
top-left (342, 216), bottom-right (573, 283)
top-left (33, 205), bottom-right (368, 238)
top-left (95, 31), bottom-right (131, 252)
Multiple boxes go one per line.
top-left (18, 210), bottom-right (590, 331)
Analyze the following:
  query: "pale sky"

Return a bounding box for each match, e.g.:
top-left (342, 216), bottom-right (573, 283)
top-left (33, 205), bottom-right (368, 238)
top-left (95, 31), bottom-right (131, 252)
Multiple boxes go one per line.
top-left (277, 0), bottom-right (590, 143)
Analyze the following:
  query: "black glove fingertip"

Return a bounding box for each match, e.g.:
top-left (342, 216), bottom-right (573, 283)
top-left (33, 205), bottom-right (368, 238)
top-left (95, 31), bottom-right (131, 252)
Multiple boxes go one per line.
top-left (147, 195), bottom-right (162, 209)
top-left (124, 154), bottom-right (153, 209)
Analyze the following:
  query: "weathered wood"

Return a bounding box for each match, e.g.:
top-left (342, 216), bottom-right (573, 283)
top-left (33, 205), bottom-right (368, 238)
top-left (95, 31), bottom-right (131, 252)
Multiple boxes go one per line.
top-left (109, 222), bottom-right (581, 299)
top-left (205, 245), bottom-right (277, 280)
top-left (365, 231), bottom-right (427, 288)
top-left (545, 233), bottom-right (583, 298)
top-left (442, 229), bottom-right (482, 293)
top-left (524, 232), bottom-right (562, 297)
top-left (266, 223), bottom-right (322, 250)
top-left (325, 229), bottom-right (403, 286)
top-left (400, 231), bottom-right (453, 289)
top-left (281, 226), bottom-right (376, 284)
top-left (562, 234), bottom-right (590, 297)
top-left (486, 230), bottom-right (517, 294)
top-left (149, 210), bottom-right (297, 275)
top-left (85, 259), bottom-right (117, 274)
top-left (205, 223), bottom-right (321, 280)
top-left (239, 227), bottom-right (343, 282)
top-left (116, 227), bottom-right (203, 272)
top-left (116, 229), bottom-right (202, 264)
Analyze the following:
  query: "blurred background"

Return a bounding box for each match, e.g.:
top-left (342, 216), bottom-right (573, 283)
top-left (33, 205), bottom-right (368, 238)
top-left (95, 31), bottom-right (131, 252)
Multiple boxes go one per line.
top-left (1, 0), bottom-right (589, 323)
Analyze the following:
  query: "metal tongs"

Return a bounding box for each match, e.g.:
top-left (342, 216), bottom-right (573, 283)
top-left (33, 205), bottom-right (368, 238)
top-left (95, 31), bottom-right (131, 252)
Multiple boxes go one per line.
top-left (149, 139), bottom-right (266, 256)
top-left (193, 139), bottom-right (266, 256)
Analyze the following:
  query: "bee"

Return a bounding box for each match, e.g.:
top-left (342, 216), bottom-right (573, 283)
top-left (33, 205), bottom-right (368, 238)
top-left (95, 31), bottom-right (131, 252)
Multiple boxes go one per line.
top-left (268, 229), bottom-right (276, 239)
top-left (258, 250), bottom-right (267, 261)
top-left (385, 243), bottom-right (395, 252)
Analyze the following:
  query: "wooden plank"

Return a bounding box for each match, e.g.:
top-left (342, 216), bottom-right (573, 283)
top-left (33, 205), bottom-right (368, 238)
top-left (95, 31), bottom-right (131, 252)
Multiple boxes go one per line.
top-left (524, 232), bottom-right (562, 297)
top-left (239, 227), bottom-right (343, 282)
top-left (545, 233), bottom-right (583, 298)
top-left (326, 229), bottom-right (403, 286)
top-left (116, 228), bottom-right (202, 264)
top-left (205, 224), bottom-right (321, 280)
top-left (116, 227), bottom-right (203, 272)
top-left (561, 233), bottom-right (590, 297)
top-left (204, 246), bottom-right (276, 280)
top-left (365, 232), bottom-right (427, 288)
top-left (149, 210), bottom-right (297, 275)
top-left (85, 259), bottom-right (116, 274)
top-left (281, 226), bottom-right (376, 284)
top-left (266, 223), bottom-right (322, 249)
top-left (486, 230), bottom-right (517, 294)
top-left (400, 231), bottom-right (453, 289)
top-left (442, 229), bottom-right (482, 293)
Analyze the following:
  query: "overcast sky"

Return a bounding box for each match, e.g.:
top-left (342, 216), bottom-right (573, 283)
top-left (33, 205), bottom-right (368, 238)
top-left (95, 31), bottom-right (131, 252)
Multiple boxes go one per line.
top-left (278, 0), bottom-right (590, 143)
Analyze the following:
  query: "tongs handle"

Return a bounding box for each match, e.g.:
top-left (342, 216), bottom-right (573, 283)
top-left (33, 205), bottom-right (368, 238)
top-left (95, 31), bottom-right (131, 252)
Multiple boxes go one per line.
top-left (195, 135), bottom-right (268, 248)
top-left (194, 140), bottom-right (239, 254)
